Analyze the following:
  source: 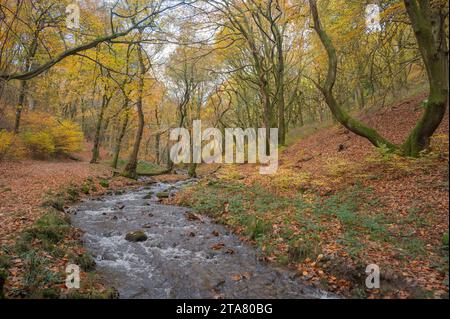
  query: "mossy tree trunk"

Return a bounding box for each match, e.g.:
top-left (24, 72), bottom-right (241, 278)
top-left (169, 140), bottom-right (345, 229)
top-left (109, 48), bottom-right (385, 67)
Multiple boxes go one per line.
top-left (308, 0), bottom-right (448, 157)
top-left (188, 163), bottom-right (197, 178)
top-left (402, 0), bottom-right (448, 156)
top-left (271, 16), bottom-right (286, 146)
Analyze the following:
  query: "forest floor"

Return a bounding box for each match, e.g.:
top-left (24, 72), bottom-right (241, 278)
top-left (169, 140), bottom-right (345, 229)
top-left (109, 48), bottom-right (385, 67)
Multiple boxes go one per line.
top-left (0, 155), bottom-right (143, 297)
top-left (171, 92), bottom-right (449, 299)
top-left (0, 92), bottom-right (448, 299)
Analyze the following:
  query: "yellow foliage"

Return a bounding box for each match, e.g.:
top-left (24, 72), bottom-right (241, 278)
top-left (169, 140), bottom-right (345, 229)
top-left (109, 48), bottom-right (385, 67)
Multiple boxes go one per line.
top-left (270, 169), bottom-right (311, 190)
top-left (17, 112), bottom-right (84, 158)
top-left (0, 130), bottom-right (25, 161)
top-left (50, 120), bottom-right (84, 154)
top-left (325, 157), bottom-right (358, 177)
top-left (21, 131), bottom-right (55, 158)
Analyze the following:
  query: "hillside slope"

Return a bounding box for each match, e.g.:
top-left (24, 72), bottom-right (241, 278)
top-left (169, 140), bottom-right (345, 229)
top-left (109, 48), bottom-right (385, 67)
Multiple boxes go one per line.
top-left (174, 92), bottom-right (449, 298)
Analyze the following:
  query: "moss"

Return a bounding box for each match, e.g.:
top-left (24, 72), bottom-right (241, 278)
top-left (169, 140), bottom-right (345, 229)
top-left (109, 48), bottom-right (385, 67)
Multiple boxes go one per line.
top-left (143, 192), bottom-right (153, 199)
top-left (66, 287), bottom-right (118, 299)
top-left (42, 194), bottom-right (65, 211)
top-left (245, 216), bottom-right (271, 241)
top-left (66, 186), bottom-right (80, 202)
top-left (73, 253), bottom-right (96, 272)
top-left (443, 232), bottom-right (449, 248)
top-left (81, 184), bottom-right (90, 195)
top-left (0, 255), bottom-right (11, 270)
top-left (99, 179), bottom-right (110, 188)
top-left (17, 212), bottom-right (71, 252)
top-left (121, 170), bottom-right (138, 180)
top-left (156, 191), bottom-right (170, 199)
top-left (0, 270), bottom-right (7, 299)
top-left (125, 231), bottom-right (148, 242)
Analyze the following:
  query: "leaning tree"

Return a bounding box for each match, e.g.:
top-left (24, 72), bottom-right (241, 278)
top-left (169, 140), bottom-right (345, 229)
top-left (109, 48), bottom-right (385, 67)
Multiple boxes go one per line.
top-left (308, 0), bottom-right (448, 157)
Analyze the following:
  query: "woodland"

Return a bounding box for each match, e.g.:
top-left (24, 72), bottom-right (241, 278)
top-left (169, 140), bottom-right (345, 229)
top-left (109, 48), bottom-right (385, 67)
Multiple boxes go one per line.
top-left (0, 0), bottom-right (448, 299)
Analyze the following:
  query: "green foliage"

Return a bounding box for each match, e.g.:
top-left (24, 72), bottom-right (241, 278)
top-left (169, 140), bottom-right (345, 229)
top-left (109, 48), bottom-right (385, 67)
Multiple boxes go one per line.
top-left (442, 232), bottom-right (449, 248)
top-left (66, 185), bottom-right (80, 202)
top-left (42, 192), bottom-right (65, 211)
top-left (401, 238), bottom-right (426, 257)
top-left (73, 253), bottom-right (96, 272)
top-left (66, 287), bottom-right (118, 299)
top-left (16, 211), bottom-right (71, 254)
top-left (19, 249), bottom-right (62, 297)
top-left (99, 179), bottom-right (109, 188)
top-left (242, 215), bottom-right (272, 241)
top-left (4, 209), bottom-right (106, 298)
top-left (0, 255), bottom-right (11, 270)
top-left (0, 269), bottom-right (7, 299)
top-left (81, 184), bottom-right (90, 195)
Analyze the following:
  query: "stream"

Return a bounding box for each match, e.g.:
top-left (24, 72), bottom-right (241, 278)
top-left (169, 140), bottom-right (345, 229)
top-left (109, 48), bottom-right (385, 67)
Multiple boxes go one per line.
top-left (71, 178), bottom-right (334, 299)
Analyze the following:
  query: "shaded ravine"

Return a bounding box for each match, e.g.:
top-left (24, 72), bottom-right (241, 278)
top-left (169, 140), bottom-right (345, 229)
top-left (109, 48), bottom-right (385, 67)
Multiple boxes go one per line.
top-left (71, 179), bottom-right (334, 299)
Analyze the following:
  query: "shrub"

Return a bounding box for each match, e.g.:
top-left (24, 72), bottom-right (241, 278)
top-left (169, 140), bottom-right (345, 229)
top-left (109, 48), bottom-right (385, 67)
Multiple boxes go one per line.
top-left (19, 112), bottom-right (83, 158)
top-left (21, 131), bottom-right (55, 158)
top-left (0, 130), bottom-right (14, 161)
top-left (0, 130), bottom-right (25, 161)
top-left (50, 120), bottom-right (83, 155)
top-left (65, 185), bottom-right (80, 202)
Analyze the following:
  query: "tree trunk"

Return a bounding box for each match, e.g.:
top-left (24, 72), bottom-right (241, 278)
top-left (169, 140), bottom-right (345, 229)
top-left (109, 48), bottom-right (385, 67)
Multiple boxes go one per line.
top-left (122, 44), bottom-right (146, 179)
top-left (274, 24), bottom-right (286, 146)
top-left (355, 83), bottom-right (365, 110)
top-left (309, 0), bottom-right (397, 151)
top-left (188, 163), bottom-right (197, 178)
top-left (112, 107), bottom-right (129, 169)
top-left (166, 136), bottom-right (174, 171)
top-left (13, 32), bottom-right (39, 133)
top-left (90, 95), bottom-right (109, 163)
top-left (14, 80), bottom-right (28, 133)
top-left (402, 0), bottom-right (448, 156)
top-left (309, 0), bottom-right (448, 157)
top-left (155, 133), bottom-right (161, 165)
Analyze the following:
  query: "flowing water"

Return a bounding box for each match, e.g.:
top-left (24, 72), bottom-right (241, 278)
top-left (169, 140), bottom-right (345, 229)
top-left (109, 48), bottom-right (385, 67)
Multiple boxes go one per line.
top-left (71, 179), bottom-right (334, 299)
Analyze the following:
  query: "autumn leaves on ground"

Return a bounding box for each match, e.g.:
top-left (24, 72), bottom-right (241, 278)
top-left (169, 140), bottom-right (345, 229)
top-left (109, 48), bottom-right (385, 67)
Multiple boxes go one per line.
top-left (0, 93), bottom-right (448, 299)
top-left (0, 0), bottom-right (449, 300)
top-left (172, 93), bottom-right (449, 298)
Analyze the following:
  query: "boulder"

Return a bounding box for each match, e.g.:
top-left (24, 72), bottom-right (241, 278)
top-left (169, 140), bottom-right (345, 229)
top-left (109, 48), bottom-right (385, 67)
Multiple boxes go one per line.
top-left (125, 230), bottom-right (148, 242)
top-left (156, 191), bottom-right (170, 199)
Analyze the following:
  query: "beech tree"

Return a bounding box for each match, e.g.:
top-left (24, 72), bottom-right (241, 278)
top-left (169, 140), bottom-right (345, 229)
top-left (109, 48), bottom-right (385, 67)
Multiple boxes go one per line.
top-left (308, 0), bottom-right (448, 156)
